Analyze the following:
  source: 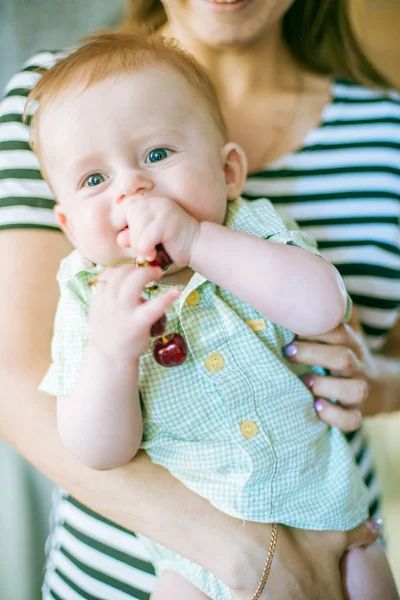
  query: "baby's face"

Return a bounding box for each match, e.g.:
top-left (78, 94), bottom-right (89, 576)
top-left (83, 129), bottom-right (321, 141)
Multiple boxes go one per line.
top-left (38, 66), bottom-right (236, 265)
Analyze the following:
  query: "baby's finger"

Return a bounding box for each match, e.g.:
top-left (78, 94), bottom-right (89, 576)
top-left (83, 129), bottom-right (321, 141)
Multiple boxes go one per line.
top-left (96, 263), bottom-right (140, 295)
top-left (89, 265), bottom-right (128, 294)
top-left (136, 288), bottom-right (181, 330)
top-left (119, 266), bottom-right (163, 303)
top-left (313, 398), bottom-right (363, 432)
top-left (301, 374), bottom-right (369, 408)
top-left (134, 224), bottom-right (165, 259)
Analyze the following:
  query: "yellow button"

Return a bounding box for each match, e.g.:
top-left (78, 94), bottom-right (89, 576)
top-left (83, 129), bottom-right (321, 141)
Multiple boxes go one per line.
top-left (205, 353), bottom-right (224, 372)
top-left (240, 420), bottom-right (259, 439)
top-left (186, 290), bottom-right (200, 307)
top-left (246, 318), bottom-right (267, 332)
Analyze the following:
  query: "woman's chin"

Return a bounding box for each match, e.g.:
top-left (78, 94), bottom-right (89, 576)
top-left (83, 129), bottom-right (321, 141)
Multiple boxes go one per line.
top-left (175, 0), bottom-right (290, 48)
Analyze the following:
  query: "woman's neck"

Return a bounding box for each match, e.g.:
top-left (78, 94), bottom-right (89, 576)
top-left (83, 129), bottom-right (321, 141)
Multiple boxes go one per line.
top-left (160, 20), bottom-right (304, 99)
top-left (160, 19), bottom-right (331, 172)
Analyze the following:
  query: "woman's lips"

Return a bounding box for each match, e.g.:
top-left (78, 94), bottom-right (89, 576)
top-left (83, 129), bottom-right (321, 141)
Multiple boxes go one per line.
top-left (201, 0), bottom-right (254, 12)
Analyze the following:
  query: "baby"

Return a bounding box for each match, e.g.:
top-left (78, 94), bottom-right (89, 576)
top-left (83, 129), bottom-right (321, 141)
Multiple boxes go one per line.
top-left (27, 33), bottom-right (395, 599)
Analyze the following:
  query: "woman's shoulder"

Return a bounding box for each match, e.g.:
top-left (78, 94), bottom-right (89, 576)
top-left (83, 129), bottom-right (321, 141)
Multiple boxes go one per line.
top-left (0, 49), bottom-right (69, 232)
top-left (1, 48), bottom-right (67, 131)
top-left (332, 78), bottom-right (400, 116)
top-left (3, 48), bottom-right (69, 100)
top-left (324, 78), bottom-right (400, 154)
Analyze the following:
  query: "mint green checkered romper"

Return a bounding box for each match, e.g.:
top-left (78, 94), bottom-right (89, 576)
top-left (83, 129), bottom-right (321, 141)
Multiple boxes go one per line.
top-left (40, 197), bottom-right (368, 598)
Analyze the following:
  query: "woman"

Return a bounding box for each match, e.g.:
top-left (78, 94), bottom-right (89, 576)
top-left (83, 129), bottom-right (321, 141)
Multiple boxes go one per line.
top-left (1, 0), bottom-right (398, 598)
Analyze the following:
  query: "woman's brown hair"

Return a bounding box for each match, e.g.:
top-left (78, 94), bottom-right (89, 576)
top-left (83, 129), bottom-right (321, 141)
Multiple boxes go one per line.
top-left (118, 0), bottom-right (391, 88)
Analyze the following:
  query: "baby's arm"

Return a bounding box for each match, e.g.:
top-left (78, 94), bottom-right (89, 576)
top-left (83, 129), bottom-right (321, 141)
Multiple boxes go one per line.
top-left (190, 216), bottom-right (347, 337)
top-left (43, 262), bottom-right (179, 471)
top-left (57, 343), bottom-right (143, 470)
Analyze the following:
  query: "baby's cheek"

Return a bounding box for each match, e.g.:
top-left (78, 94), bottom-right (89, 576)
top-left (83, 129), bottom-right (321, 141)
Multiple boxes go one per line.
top-left (77, 207), bottom-right (116, 261)
top-left (189, 177), bottom-right (227, 222)
top-left (168, 168), bottom-right (197, 196)
top-left (182, 168), bottom-right (220, 205)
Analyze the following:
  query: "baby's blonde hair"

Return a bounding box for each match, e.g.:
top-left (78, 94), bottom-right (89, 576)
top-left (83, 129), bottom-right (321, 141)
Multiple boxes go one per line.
top-left (25, 32), bottom-right (227, 160)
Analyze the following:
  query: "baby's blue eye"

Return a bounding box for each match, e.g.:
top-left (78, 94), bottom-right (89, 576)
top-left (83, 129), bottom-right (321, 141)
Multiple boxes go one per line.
top-left (145, 148), bottom-right (171, 164)
top-left (84, 173), bottom-right (107, 187)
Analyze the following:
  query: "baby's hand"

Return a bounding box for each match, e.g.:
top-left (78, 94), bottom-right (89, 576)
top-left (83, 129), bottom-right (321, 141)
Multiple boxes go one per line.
top-left (121, 196), bottom-right (200, 267)
top-left (89, 264), bottom-right (180, 361)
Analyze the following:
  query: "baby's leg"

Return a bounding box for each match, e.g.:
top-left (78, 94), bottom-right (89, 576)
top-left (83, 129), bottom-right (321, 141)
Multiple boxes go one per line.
top-left (151, 570), bottom-right (211, 600)
top-left (342, 541), bottom-right (399, 600)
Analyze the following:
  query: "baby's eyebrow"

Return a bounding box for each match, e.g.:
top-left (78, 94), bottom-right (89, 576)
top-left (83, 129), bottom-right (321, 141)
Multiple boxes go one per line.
top-left (66, 152), bottom-right (105, 175)
top-left (128, 128), bottom-right (184, 143)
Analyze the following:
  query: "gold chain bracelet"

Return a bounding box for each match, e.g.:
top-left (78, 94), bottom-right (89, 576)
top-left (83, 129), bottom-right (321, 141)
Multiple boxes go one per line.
top-left (251, 523), bottom-right (278, 600)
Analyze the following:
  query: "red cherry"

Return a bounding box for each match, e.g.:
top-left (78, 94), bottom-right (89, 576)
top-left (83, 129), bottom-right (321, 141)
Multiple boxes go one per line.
top-left (150, 313), bottom-right (167, 337)
top-left (149, 244), bottom-right (173, 271)
top-left (152, 333), bottom-right (187, 367)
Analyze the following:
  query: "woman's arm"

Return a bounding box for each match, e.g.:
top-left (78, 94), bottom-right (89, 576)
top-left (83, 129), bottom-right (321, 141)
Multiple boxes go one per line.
top-left (0, 228), bottom-right (380, 599)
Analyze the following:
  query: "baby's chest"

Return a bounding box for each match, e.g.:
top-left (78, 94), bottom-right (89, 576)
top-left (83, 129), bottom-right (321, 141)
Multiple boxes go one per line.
top-left (139, 288), bottom-right (298, 440)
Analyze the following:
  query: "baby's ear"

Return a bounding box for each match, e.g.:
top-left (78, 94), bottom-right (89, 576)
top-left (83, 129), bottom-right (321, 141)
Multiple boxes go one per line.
top-left (54, 205), bottom-right (77, 246)
top-left (221, 143), bottom-right (247, 200)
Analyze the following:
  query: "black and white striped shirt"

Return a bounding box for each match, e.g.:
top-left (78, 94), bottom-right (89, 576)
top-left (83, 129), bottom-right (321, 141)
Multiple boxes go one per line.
top-left (1, 51), bottom-right (399, 599)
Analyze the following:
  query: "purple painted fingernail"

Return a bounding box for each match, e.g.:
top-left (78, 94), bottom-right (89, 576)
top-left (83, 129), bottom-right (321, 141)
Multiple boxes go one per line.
top-left (301, 375), bottom-right (315, 389)
top-left (314, 399), bottom-right (324, 412)
top-left (282, 343), bottom-right (297, 358)
top-left (366, 518), bottom-right (383, 533)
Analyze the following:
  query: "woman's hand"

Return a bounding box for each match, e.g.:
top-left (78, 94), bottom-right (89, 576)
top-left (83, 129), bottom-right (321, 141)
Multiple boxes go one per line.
top-left (282, 307), bottom-right (398, 431)
top-left (229, 519), bottom-right (382, 600)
